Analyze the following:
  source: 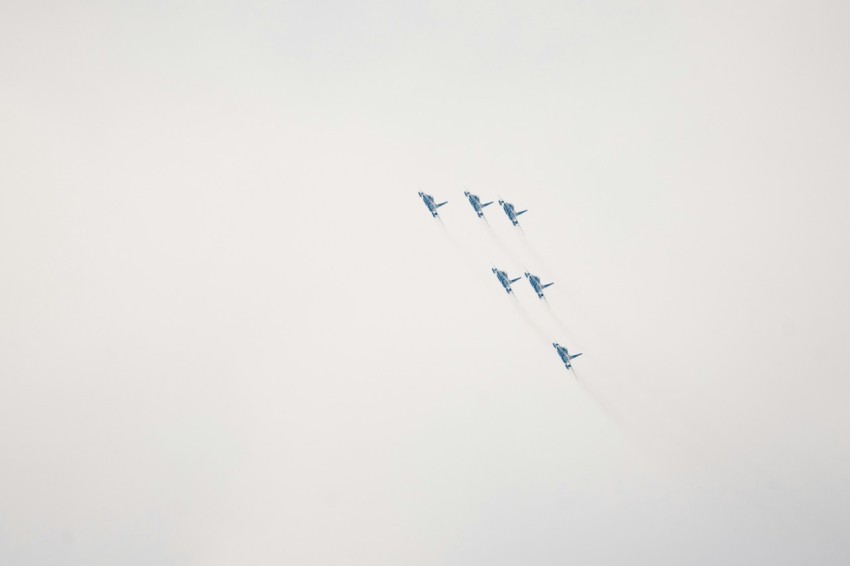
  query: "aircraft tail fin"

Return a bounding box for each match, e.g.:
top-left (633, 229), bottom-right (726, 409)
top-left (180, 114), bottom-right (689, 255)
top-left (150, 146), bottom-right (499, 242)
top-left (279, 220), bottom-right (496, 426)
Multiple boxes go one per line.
top-left (437, 201), bottom-right (447, 208)
top-left (517, 209), bottom-right (528, 216)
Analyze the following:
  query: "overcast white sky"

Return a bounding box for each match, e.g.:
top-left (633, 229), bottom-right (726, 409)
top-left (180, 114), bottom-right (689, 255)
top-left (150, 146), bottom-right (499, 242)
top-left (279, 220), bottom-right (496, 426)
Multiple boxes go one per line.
top-left (2, 1), bottom-right (850, 564)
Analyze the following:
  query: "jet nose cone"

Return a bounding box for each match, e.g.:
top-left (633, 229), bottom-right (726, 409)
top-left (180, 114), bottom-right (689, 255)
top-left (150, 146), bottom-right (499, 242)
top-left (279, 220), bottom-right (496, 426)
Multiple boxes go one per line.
top-left (524, 272), bottom-right (530, 277)
top-left (464, 191), bottom-right (470, 196)
top-left (418, 191), bottom-right (423, 197)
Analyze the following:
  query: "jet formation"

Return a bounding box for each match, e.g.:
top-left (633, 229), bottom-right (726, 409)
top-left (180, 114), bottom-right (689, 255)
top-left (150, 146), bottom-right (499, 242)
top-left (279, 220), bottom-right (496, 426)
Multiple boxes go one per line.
top-left (418, 191), bottom-right (447, 218)
top-left (498, 200), bottom-right (527, 226)
top-left (553, 343), bottom-right (582, 370)
top-left (492, 267), bottom-right (521, 294)
top-left (464, 191), bottom-right (494, 218)
top-left (524, 272), bottom-right (554, 300)
top-left (419, 191), bottom-right (581, 372)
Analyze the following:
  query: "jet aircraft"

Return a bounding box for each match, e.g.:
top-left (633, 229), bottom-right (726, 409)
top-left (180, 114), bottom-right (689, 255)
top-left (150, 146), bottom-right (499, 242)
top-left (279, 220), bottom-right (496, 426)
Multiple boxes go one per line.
top-left (498, 200), bottom-right (527, 226)
top-left (524, 272), bottom-right (554, 299)
top-left (553, 343), bottom-right (582, 370)
top-left (418, 191), bottom-right (447, 218)
top-left (464, 191), bottom-right (494, 218)
top-left (492, 267), bottom-right (522, 294)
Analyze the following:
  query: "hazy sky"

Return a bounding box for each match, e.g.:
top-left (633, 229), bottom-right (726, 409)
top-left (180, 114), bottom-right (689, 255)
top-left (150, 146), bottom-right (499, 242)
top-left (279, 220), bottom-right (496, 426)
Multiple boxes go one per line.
top-left (2, 1), bottom-right (850, 564)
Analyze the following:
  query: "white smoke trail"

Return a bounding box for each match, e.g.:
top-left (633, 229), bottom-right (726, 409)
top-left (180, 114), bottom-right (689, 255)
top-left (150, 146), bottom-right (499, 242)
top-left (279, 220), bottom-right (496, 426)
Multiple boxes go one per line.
top-left (437, 219), bottom-right (484, 277)
top-left (508, 293), bottom-right (550, 345)
top-left (481, 221), bottom-right (526, 273)
top-left (571, 366), bottom-right (626, 429)
top-left (542, 298), bottom-right (577, 341)
top-left (514, 230), bottom-right (556, 275)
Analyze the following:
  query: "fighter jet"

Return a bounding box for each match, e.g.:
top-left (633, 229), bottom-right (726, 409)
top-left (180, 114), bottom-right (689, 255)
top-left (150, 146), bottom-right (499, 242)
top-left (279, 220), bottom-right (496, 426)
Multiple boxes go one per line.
top-left (418, 191), bottom-right (447, 218)
top-left (498, 199), bottom-right (527, 226)
top-left (524, 272), bottom-right (554, 299)
top-left (553, 343), bottom-right (582, 370)
top-left (492, 267), bottom-right (522, 294)
top-left (464, 191), bottom-right (494, 218)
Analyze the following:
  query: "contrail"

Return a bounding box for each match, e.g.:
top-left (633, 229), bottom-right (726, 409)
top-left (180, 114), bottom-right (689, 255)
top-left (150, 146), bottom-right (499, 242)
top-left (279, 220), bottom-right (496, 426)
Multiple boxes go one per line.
top-left (571, 367), bottom-right (625, 428)
top-left (544, 285), bottom-right (627, 363)
top-left (515, 231), bottom-right (555, 274)
top-left (509, 294), bottom-right (549, 344)
top-left (437, 220), bottom-right (482, 276)
top-left (543, 298), bottom-right (574, 338)
top-left (482, 222), bottom-right (526, 271)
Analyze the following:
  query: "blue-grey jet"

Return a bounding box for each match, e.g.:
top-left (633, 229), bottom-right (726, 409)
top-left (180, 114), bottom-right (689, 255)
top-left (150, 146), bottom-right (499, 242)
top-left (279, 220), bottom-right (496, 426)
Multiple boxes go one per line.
top-left (553, 343), bottom-right (582, 370)
top-left (464, 191), bottom-right (494, 218)
top-left (524, 272), bottom-right (554, 299)
top-left (492, 267), bottom-right (522, 294)
top-left (498, 199), bottom-right (527, 226)
top-left (419, 191), bottom-right (447, 218)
